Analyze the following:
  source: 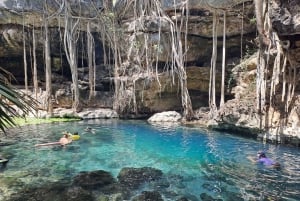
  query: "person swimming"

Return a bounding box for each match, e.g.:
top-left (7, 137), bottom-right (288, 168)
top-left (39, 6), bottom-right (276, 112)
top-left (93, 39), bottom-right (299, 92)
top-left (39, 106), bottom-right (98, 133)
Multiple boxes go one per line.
top-left (69, 132), bottom-right (80, 140)
top-left (84, 127), bottom-right (96, 134)
top-left (34, 133), bottom-right (73, 147)
top-left (248, 151), bottom-right (281, 168)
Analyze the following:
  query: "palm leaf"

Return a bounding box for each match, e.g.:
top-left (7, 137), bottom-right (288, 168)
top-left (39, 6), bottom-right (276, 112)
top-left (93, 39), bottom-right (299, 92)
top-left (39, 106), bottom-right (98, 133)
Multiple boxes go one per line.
top-left (0, 69), bottom-right (38, 133)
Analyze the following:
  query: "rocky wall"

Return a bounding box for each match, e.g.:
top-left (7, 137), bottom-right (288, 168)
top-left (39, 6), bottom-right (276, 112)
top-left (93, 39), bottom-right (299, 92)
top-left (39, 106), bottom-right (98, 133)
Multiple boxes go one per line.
top-left (1, 0), bottom-right (300, 145)
top-left (196, 0), bottom-right (300, 146)
top-left (0, 0), bottom-right (256, 114)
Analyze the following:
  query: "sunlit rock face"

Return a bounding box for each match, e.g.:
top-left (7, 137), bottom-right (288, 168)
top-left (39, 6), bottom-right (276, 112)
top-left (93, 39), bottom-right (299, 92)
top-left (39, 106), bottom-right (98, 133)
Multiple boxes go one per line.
top-left (266, 0), bottom-right (300, 143)
top-left (212, 0), bottom-right (300, 143)
top-left (214, 54), bottom-right (300, 145)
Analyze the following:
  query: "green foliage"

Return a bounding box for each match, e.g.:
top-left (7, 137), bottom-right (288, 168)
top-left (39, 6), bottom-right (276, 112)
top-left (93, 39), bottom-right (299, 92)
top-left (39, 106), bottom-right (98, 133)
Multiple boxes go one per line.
top-left (0, 70), bottom-right (38, 133)
top-left (12, 117), bottom-right (81, 127)
top-left (249, 17), bottom-right (256, 25)
top-left (61, 113), bottom-right (80, 119)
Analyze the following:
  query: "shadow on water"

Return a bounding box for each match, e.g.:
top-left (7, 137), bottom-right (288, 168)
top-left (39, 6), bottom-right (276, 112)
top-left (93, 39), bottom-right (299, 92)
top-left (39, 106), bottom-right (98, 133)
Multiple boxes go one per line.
top-left (0, 119), bottom-right (299, 201)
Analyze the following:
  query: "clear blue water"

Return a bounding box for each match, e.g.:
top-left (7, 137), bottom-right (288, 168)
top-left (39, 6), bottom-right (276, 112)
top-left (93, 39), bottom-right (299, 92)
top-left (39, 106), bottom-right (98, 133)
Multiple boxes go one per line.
top-left (0, 119), bottom-right (300, 201)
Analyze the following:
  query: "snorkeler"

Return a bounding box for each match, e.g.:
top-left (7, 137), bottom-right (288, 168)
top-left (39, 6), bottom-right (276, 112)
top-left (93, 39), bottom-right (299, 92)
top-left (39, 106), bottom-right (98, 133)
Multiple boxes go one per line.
top-left (248, 151), bottom-right (281, 168)
top-left (84, 126), bottom-right (96, 134)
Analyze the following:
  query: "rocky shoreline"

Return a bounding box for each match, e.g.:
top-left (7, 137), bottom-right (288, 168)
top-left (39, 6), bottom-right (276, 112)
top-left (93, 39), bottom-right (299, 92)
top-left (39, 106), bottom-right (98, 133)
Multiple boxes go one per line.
top-left (27, 107), bottom-right (300, 147)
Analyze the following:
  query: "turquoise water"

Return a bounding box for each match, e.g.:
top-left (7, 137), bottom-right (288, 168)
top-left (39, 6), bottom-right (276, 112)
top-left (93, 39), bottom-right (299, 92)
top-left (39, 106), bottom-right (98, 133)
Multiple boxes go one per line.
top-left (0, 119), bottom-right (300, 200)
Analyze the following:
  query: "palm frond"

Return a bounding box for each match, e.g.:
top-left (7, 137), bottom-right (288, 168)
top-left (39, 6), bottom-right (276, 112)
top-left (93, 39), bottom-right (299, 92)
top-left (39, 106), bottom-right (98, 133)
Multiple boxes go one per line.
top-left (0, 69), bottom-right (38, 133)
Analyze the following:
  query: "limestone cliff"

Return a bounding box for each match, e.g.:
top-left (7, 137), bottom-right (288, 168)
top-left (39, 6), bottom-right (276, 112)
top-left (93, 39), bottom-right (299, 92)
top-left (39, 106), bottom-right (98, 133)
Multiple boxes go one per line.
top-left (214, 0), bottom-right (300, 145)
top-left (0, 0), bottom-right (299, 145)
top-left (0, 0), bottom-right (255, 112)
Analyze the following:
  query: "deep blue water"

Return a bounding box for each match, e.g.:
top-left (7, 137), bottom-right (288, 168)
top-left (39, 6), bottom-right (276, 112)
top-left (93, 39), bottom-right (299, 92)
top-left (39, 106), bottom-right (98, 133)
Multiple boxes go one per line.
top-left (0, 119), bottom-right (299, 201)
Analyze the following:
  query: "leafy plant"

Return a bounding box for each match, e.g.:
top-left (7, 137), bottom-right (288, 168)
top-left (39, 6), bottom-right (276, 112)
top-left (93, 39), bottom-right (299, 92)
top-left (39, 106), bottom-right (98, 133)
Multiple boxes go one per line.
top-left (249, 16), bottom-right (256, 25)
top-left (0, 69), bottom-right (38, 133)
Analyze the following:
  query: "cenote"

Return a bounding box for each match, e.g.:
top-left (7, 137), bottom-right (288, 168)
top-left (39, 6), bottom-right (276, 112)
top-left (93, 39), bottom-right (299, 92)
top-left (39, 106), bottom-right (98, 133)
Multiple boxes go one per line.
top-left (0, 120), bottom-right (299, 201)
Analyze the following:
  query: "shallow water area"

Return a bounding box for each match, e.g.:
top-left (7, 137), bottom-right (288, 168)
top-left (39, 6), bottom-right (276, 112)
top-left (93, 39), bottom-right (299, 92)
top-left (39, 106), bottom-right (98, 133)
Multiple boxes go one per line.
top-left (0, 119), bottom-right (299, 201)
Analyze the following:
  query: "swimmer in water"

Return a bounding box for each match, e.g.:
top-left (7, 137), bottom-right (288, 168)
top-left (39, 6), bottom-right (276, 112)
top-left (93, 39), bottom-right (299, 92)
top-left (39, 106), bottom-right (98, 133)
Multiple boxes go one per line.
top-left (34, 133), bottom-right (72, 147)
top-left (84, 126), bottom-right (96, 134)
top-left (248, 151), bottom-right (281, 169)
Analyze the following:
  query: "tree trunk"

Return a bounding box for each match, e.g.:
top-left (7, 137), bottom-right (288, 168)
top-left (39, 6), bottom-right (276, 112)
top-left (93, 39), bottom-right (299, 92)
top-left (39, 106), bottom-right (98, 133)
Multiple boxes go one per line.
top-left (254, 0), bottom-right (269, 113)
top-left (209, 11), bottom-right (218, 117)
top-left (87, 22), bottom-right (95, 100)
top-left (177, 4), bottom-right (194, 121)
top-left (32, 22), bottom-right (38, 99)
top-left (112, 13), bottom-right (122, 112)
top-left (44, 18), bottom-right (53, 114)
top-left (63, 9), bottom-right (80, 112)
top-left (254, 0), bottom-right (269, 46)
top-left (23, 23), bottom-right (28, 93)
top-left (220, 11), bottom-right (226, 107)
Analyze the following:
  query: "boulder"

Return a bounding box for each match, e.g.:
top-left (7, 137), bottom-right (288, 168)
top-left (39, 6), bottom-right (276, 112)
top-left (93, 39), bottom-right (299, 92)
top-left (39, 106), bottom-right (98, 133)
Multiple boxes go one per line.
top-left (148, 111), bottom-right (182, 122)
top-left (72, 170), bottom-right (116, 190)
top-left (117, 167), bottom-right (163, 190)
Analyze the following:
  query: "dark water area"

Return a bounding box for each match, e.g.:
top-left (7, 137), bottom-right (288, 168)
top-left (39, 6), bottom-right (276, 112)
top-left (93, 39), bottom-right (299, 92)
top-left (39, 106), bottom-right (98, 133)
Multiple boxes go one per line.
top-left (0, 119), bottom-right (299, 201)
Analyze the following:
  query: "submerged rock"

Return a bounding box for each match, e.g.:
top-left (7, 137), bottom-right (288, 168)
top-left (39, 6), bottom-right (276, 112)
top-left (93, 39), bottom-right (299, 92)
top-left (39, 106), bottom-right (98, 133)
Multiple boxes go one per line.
top-left (72, 170), bottom-right (116, 190)
top-left (132, 191), bottom-right (164, 201)
top-left (6, 184), bottom-right (94, 201)
top-left (117, 167), bottom-right (163, 190)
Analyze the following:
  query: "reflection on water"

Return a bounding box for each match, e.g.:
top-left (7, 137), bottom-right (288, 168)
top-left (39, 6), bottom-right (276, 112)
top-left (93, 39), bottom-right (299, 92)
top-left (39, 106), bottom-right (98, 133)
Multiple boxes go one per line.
top-left (0, 119), bottom-right (299, 201)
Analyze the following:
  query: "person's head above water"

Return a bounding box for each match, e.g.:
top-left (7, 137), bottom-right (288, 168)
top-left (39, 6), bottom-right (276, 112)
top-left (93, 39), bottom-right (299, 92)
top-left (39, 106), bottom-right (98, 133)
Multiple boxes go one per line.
top-left (257, 151), bottom-right (266, 159)
top-left (63, 133), bottom-right (69, 138)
